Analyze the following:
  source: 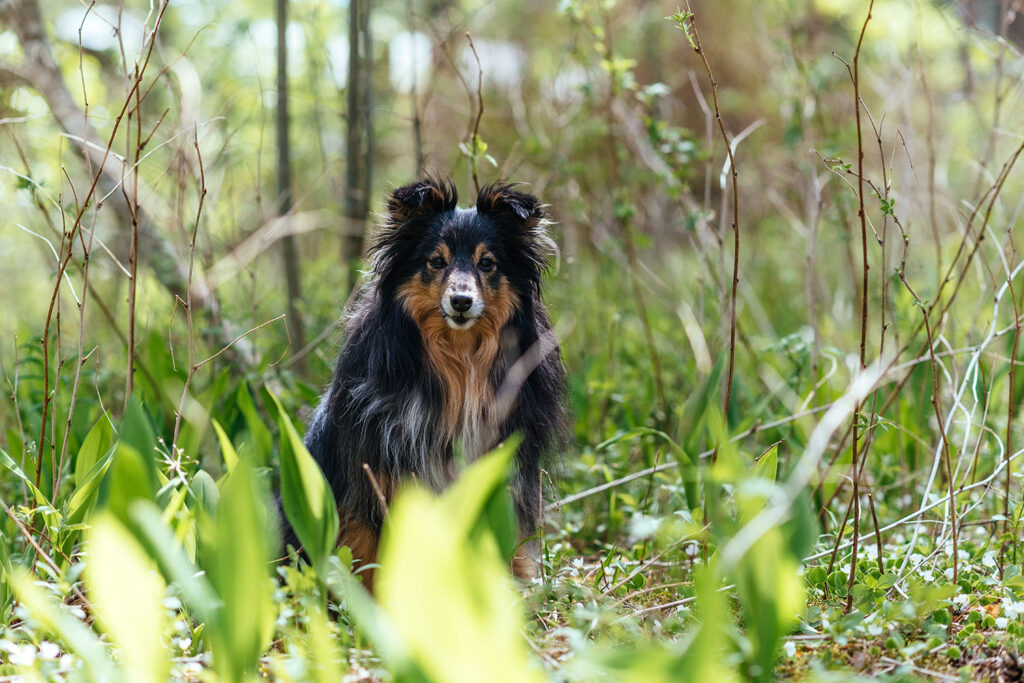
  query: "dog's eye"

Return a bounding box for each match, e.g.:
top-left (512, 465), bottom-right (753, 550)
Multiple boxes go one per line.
top-left (478, 257), bottom-right (496, 272)
top-left (428, 256), bottom-right (446, 269)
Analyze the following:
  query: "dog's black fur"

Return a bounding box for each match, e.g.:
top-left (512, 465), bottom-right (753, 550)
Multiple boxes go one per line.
top-left (287, 177), bottom-right (566, 582)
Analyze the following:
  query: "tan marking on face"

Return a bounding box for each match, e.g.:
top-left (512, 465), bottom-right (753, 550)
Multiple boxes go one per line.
top-left (397, 258), bottom-right (519, 440)
top-left (430, 243), bottom-right (452, 265)
top-left (473, 243), bottom-right (491, 263)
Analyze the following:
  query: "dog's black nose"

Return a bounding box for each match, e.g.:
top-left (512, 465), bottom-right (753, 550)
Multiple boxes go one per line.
top-left (450, 294), bottom-right (473, 312)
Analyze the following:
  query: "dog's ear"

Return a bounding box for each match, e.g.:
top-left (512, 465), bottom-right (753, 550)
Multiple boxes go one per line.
top-left (476, 183), bottom-right (545, 229)
top-left (387, 177), bottom-right (458, 224)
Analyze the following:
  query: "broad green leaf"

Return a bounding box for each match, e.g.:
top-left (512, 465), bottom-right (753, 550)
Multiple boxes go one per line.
top-left (237, 382), bottom-right (273, 465)
top-left (106, 443), bottom-right (158, 524)
top-left (734, 527), bottom-right (805, 683)
top-left (444, 437), bottom-right (520, 556)
top-left (66, 444), bottom-right (117, 526)
top-left (0, 529), bottom-right (13, 624)
top-left (85, 513), bottom-right (169, 683)
top-left (659, 562), bottom-right (737, 683)
top-left (74, 416), bottom-right (113, 489)
top-left (127, 501), bottom-right (221, 624)
top-left (191, 469), bottom-right (220, 516)
top-left (0, 449), bottom-right (59, 536)
top-left (273, 394), bottom-right (338, 572)
top-left (119, 398), bottom-right (158, 462)
top-left (678, 352), bottom-right (726, 457)
top-left (212, 419), bottom-right (239, 472)
top-left (752, 442), bottom-right (779, 483)
top-left (204, 458), bottom-right (276, 681)
top-left (0, 447), bottom-right (50, 508)
top-left (375, 452), bottom-right (545, 683)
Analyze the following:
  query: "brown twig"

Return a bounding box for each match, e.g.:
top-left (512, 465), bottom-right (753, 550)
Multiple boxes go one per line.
top-left (362, 463), bottom-right (389, 517)
top-left (680, 3), bottom-right (741, 434)
top-left (171, 128), bottom-right (208, 453)
top-left (844, 0), bottom-right (874, 614)
top-left (465, 32), bottom-right (485, 194)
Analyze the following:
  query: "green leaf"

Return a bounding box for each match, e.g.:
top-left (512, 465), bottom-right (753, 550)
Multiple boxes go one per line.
top-left (66, 444), bottom-right (117, 526)
top-left (85, 513), bottom-right (170, 683)
top-left (204, 458), bottom-right (276, 681)
top-left (272, 393), bottom-right (338, 572)
top-left (375, 453), bottom-right (545, 683)
top-left (212, 419), bottom-right (239, 473)
top-left (0, 529), bottom-right (13, 624)
top-left (236, 382), bottom-right (272, 465)
top-left (119, 398), bottom-right (158, 461)
top-left (106, 443), bottom-right (158, 524)
top-left (74, 416), bottom-right (114, 489)
top-left (191, 469), bottom-right (220, 516)
top-left (444, 437), bottom-right (519, 543)
top-left (0, 447), bottom-right (51, 509)
top-left (752, 442), bottom-right (778, 483)
top-left (127, 501), bottom-right (221, 624)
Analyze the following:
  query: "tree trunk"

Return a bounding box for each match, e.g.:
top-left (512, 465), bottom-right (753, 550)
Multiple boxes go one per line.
top-left (343, 0), bottom-right (373, 293)
top-left (277, 0), bottom-right (306, 371)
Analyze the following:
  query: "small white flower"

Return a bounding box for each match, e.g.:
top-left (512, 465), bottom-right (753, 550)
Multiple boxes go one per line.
top-left (868, 624), bottom-right (883, 636)
top-left (10, 644), bottom-right (36, 666)
top-left (783, 640), bottom-right (797, 658)
top-left (39, 641), bottom-right (60, 660)
top-left (920, 569), bottom-right (935, 582)
top-left (1004, 601), bottom-right (1024, 620)
top-left (952, 594), bottom-right (970, 607)
top-left (996, 617), bottom-right (1009, 629)
top-left (943, 568), bottom-right (955, 580)
top-left (175, 637), bottom-right (192, 650)
top-left (163, 596), bottom-right (182, 611)
top-left (59, 654), bottom-right (73, 669)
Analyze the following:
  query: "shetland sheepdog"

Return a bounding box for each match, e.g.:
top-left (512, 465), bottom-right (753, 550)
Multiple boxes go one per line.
top-left (295, 177), bottom-right (566, 586)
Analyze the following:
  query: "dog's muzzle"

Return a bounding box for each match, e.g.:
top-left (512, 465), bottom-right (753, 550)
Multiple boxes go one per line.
top-left (442, 271), bottom-right (484, 329)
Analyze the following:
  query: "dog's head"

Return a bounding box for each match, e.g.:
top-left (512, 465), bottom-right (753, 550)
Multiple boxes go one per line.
top-left (371, 176), bottom-right (549, 333)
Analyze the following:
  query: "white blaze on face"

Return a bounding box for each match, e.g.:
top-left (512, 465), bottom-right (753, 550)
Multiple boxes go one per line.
top-left (441, 269), bottom-right (484, 329)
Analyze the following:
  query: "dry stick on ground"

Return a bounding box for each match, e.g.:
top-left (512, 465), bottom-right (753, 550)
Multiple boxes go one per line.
top-left (678, 4), bottom-right (740, 438)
